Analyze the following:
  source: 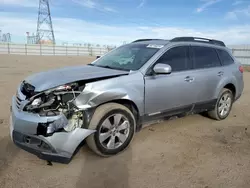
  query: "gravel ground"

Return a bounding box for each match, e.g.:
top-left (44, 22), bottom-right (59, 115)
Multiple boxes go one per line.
top-left (0, 54), bottom-right (250, 188)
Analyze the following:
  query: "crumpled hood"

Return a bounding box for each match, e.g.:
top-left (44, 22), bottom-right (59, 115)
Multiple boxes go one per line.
top-left (25, 65), bottom-right (129, 91)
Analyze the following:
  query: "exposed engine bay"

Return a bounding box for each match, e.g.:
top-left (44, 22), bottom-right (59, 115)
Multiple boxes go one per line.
top-left (22, 82), bottom-right (86, 136)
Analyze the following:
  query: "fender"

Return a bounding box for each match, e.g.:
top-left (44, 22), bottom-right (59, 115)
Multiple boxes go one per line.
top-left (214, 76), bottom-right (237, 99)
top-left (72, 73), bottom-right (145, 116)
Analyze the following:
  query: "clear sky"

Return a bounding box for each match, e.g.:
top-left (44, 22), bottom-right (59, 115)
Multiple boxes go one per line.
top-left (0, 0), bottom-right (249, 45)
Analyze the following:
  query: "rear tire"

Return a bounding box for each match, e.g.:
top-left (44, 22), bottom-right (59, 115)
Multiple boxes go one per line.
top-left (208, 88), bottom-right (233, 120)
top-left (86, 103), bottom-right (136, 157)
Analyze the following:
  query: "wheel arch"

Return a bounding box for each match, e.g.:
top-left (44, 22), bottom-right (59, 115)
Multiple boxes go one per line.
top-left (215, 77), bottom-right (237, 100)
top-left (223, 83), bottom-right (236, 98)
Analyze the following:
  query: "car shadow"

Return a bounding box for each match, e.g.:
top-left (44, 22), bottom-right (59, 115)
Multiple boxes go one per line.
top-left (0, 136), bottom-right (20, 178)
top-left (76, 145), bottom-right (132, 188)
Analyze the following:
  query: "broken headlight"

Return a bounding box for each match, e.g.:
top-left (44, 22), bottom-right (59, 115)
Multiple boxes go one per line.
top-left (31, 98), bottom-right (42, 106)
top-left (24, 82), bottom-right (86, 136)
top-left (25, 82), bottom-right (80, 113)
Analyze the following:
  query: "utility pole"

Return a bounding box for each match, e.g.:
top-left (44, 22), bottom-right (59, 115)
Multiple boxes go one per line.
top-left (0, 30), bottom-right (11, 43)
top-left (2, 33), bottom-right (11, 43)
top-left (36, 0), bottom-right (55, 44)
top-left (26, 32), bottom-right (36, 44)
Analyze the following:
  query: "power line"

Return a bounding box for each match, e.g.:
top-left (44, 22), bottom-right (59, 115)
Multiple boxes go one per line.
top-left (36, 0), bottom-right (56, 44)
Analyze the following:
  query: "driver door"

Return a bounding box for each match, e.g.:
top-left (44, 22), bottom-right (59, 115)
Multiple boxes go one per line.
top-left (144, 45), bottom-right (198, 117)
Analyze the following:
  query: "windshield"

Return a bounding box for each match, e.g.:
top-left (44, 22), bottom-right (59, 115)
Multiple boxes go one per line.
top-left (92, 43), bottom-right (160, 71)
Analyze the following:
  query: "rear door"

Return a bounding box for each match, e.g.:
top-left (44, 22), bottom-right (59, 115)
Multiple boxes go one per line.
top-left (190, 45), bottom-right (223, 107)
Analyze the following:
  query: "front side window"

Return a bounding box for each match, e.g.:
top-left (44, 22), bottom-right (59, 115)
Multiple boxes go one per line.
top-left (217, 49), bottom-right (234, 66)
top-left (155, 46), bottom-right (191, 72)
top-left (192, 46), bottom-right (221, 69)
top-left (92, 43), bottom-right (160, 71)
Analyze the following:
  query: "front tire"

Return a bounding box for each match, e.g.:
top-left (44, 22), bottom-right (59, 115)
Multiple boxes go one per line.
top-left (86, 103), bottom-right (136, 157)
top-left (208, 88), bottom-right (233, 120)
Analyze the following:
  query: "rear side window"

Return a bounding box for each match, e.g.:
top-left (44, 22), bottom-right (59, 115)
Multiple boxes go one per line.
top-left (192, 46), bottom-right (221, 69)
top-left (217, 49), bottom-right (234, 66)
top-left (156, 46), bottom-right (191, 72)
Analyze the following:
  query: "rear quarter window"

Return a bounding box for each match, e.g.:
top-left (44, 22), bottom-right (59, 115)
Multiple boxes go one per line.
top-left (216, 49), bottom-right (234, 66)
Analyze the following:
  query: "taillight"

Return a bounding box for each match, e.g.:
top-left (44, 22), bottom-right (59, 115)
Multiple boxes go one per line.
top-left (239, 65), bottom-right (244, 73)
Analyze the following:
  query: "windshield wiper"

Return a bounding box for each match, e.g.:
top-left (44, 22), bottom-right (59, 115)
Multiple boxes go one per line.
top-left (87, 64), bottom-right (114, 69)
top-left (98, 65), bottom-right (116, 69)
top-left (92, 64), bottom-right (130, 71)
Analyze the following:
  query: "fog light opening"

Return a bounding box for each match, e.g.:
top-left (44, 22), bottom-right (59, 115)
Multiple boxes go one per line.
top-left (24, 136), bottom-right (31, 144)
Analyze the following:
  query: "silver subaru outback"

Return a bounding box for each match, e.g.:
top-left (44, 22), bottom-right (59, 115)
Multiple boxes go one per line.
top-left (10, 37), bottom-right (244, 163)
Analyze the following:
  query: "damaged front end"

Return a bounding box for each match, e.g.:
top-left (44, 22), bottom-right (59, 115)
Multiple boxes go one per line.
top-left (10, 81), bottom-right (96, 164)
top-left (24, 82), bottom-right (87, 136)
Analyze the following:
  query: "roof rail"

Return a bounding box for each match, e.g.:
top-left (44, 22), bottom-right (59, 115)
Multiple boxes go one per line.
top-left (170, 37), bottom-right (226, 47)
top-left (132, 39), bottom-right (164, 43)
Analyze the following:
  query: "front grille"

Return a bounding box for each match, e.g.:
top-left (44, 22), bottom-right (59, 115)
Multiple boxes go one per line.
top-left (15, 81), bottom-right (35, 110)
top-left (15, 95), bottom-right (22, 109)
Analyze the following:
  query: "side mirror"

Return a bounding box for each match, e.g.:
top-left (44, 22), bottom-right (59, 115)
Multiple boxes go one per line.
top-left (153, 63), bottom-right (172, 74)
top-left (96, 55), bottom-right (101, 59)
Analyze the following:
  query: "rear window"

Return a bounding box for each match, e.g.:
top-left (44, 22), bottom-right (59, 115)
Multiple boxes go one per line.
top-left (217, 49), bottom-right (234, 66)
top-left (192, 46), bottom-right (221, 69)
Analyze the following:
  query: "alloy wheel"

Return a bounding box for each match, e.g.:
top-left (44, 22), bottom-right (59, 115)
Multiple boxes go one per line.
top-left (218, 92), bottom-right (232, 117)
top-left (98, 113), bottom-right (130, 150)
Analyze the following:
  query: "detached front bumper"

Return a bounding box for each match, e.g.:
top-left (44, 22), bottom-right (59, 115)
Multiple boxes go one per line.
top-left (12, 130), bottom-right (72, 163)
top-left (10, 96), bottom-right (95, 164)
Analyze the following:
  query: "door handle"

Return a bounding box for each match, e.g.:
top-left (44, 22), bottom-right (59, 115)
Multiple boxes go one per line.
top-left (184, 76), bottom-right (194, 82)
top-left (217, 71), bottom-right (224, 76)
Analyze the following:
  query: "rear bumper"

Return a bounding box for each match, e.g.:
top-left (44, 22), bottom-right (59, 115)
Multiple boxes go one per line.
top-left (10, 96), bottom-right (96, 164)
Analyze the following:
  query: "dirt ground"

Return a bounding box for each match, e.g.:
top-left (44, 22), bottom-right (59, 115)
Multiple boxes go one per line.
top-left (0, 54), bottom-right (250, 188)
